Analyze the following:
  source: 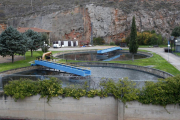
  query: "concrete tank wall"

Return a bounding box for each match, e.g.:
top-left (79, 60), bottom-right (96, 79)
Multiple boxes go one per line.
top-left (0, 95), bottom-right (180, 120)
top-left (72, 62), bottom-right (173, 78)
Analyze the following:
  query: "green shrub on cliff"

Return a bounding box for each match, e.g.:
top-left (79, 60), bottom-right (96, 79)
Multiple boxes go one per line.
top-left (126, 30), bottom-right (166, 46)
top-left (93, 37), bottom-right (105, 45)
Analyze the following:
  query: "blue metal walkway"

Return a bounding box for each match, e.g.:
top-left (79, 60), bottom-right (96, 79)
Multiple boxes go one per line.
top-left (103, 54), bottom-right (121, 61)
top-left (31, 60), bottom-right (91, 76)
top-left (97, 47), bottom-right (122, 54)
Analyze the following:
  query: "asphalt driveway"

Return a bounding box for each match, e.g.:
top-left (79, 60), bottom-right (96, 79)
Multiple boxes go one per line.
top-left (139, 48), bottom-right (180, 71)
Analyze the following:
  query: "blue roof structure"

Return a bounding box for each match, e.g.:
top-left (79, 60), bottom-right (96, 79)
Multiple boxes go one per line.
top-left (97, 47), bottom-right (122, 54)
top-left (31, 60), bottom-right (91, 76)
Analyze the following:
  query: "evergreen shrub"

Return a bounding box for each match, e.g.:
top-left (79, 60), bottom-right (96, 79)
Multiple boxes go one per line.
top-left (93, 37), bottom-right (105, 45)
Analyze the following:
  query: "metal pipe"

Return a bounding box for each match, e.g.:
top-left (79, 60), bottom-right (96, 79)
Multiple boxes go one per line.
top-left (42, 51), bottom-right (52, 60)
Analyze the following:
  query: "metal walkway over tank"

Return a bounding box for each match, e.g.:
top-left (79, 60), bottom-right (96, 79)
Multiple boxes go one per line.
top-left (103, 54), bottom-right (121, 61)
top-left (97, 47), bottom-right (122, 54)
top-left (31, 60), bottom-right (91, 76)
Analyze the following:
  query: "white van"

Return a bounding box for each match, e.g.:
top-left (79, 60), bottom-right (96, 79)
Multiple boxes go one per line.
top-left (53, 41), bottom-right (61, 48)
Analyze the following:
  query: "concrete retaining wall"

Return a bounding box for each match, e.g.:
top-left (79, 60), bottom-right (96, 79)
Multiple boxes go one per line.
top-left (71, 62), bottom-right (173, 78)
top-left (0, 95), bottom-right (118, 120)
top-left (0, 95), bottom-right (179, 120)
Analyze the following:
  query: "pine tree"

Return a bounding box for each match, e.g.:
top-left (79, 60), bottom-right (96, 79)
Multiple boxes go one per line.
top-left (0, 26), bottom-right (28, 63)
top-left (41, 33), bottom-right (49, 53)
top-left (129, 16), bottom-right (139, 61)
top-left (24, 29), bottom-right (43, 57)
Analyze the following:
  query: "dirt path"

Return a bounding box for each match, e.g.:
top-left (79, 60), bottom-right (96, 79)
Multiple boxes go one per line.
top-left (0, 55), bottom-right (24, 63)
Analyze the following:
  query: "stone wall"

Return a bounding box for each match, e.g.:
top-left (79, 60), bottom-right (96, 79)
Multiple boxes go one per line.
top-left (0, 95), bottom-right (179, 120)
top-left (1, 0), bottom-right (179, 43)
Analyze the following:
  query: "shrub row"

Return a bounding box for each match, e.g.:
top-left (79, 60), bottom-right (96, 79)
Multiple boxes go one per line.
top-left (4, 75), bottom-right (180, 107)
top-left (125, 31), bottom-right (167, 46)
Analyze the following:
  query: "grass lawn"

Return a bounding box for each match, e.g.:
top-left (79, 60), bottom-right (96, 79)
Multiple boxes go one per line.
top-left (174, 52), bottom-right (180, 57)
top-left (0, 50), bottom-right (179, 76)
top-left (139, 45), bottom-right (168, 48)
top-left (0, 51), bottom-right (61, 72)
top-left (108, 52), bottom-right (180, 76)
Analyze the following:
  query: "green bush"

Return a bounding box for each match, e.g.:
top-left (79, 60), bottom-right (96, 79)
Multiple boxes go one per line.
top-left (115, 40), bottom-right (121, 46)
top-left (100, 78), bottom-right (139, 103)
top-left (4, 77), bottom-right (138, 103)
top-left (138, 75), bottom-right (180, 106)
top-left (93, 37), bottom-right (105, 45)
top-left (4, 79), bottom-right (40, 101)
top-left (126, 31), bottom-right (166, 46)
top-left (4, 76), bottom-right (180, 107)
top-left (38, 77), bottom-right (63, 102)
top-left (41, 46), bottom-right (49, 53)
top-left (110, 42), bottom-right (115, 45)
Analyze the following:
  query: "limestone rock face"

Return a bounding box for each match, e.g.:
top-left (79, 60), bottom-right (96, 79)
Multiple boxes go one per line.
top-left (1, 0), bottom-right (180, 44)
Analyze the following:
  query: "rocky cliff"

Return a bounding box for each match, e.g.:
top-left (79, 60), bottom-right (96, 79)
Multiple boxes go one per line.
top-left (0, 0), bottom-right (180, 44)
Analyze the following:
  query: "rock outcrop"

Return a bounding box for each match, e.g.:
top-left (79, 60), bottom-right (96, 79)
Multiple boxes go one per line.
top-left (0, 0), bottom-right (180, 44)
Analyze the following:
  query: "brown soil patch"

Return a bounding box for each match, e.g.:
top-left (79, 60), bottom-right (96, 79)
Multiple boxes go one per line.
top-left (0, 55), bottom-right (24, 63)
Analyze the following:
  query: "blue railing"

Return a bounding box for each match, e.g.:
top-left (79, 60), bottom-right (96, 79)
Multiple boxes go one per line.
top-left (97, 47), bottom-right (122, 54)
top-left (103, 54), bottom-right (121, 61)
top-left (31, 60), bottom-right (91, 76)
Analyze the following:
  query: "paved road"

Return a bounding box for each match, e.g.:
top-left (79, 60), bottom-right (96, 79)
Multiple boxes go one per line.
top-left (139, 48), bottom-right (180, 71)
top-left (48, 46), bottom-right (114, 51)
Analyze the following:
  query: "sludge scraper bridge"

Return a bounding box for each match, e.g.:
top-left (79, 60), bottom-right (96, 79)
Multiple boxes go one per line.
top-left (97, 47), bottom-right (122, 54)
top-left (31, 60), bottom-right (91, 77)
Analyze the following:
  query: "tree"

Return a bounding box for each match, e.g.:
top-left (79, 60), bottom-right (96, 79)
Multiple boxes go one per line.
top-left (41, 33), bottom-right (49, 53)
top-left (93, 37), bottom-right (105, 45)
top-left (129, 16), bottom-right (139, 61)
top-left (0, 26), bottom-right (28, 63)
top-left (171, 26), bottom-right (180, 37)
top-left (24, 29), bottom-right (43, 57)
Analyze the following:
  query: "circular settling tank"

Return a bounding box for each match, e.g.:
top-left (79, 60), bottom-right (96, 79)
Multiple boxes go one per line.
top-left (0, 65), bottom-right (160, 90)
top-left (56, 50), bottom-right (149, 61)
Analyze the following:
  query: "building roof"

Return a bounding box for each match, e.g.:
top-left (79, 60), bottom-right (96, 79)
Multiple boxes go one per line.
top-left (0, 24), bottom-right (7, 34)
top-left (17, 27), bottom-right (52, 33)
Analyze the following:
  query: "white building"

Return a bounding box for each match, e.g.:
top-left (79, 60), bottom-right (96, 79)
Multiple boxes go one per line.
top-left (175, 38), bottom-right (180, 52)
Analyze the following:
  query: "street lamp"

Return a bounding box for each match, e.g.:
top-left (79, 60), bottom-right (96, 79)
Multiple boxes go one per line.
top-left (170, 36), bottom-right (174, 53)
top-left (44, 42), bottom-right (45, 53)
top-left (168, 41), bottom-right (170, 61)
top-left (175, 40), bottom-right (178, 52)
